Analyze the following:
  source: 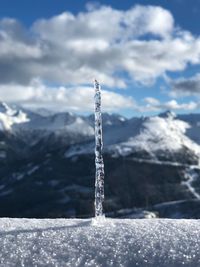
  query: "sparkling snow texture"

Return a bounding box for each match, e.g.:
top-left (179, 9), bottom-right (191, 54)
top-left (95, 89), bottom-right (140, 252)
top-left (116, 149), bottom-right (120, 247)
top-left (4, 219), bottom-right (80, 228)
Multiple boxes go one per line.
top-left (0, 218), bottom-right (200, 267)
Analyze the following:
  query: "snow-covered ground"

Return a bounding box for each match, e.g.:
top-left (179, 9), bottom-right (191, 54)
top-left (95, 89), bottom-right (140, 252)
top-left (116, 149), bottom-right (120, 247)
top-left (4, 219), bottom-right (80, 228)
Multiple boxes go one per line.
top-left (0, 218), bottom-right (199, 267)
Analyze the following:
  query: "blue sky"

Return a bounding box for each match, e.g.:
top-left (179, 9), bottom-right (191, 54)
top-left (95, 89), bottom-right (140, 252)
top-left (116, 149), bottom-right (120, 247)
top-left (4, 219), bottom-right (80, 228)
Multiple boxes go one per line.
top-left (0, 0), bottom-right (200, 32)
top-left (0, 0), bottom-right (200, 117)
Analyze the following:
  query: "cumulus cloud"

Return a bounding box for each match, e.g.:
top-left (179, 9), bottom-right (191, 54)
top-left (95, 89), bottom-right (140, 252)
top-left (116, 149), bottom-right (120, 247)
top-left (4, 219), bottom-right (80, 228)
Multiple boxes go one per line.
top-left (0, 4), bottom-right (199, 88)
top-left (0, 80), bottom-right (134, 112)
top-left (170, 74), bottom-right (200, 97)
top-left (0, 4), bottom-right (200, 111)
top-left (143, 97), bottom-right (198, 112)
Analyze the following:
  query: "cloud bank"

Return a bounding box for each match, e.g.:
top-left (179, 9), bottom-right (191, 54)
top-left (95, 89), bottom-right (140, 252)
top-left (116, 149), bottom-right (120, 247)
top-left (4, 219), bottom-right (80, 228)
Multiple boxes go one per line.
top-left (0, 80), bottom-right (134, 112)
top-left (143, 97), bottom-right (199, 112)
top-left (0, 4), bottom-right (200, 112)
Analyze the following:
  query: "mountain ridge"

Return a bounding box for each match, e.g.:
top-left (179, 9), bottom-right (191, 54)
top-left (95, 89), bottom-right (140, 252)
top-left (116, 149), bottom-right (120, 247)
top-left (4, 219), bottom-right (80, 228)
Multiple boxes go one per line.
top-left (1, 102), bottom-right (200, 218)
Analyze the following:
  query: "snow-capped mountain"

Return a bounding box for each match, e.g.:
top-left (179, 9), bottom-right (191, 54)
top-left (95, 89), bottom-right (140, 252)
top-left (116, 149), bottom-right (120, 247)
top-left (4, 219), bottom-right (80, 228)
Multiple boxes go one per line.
top-left (65, 110), bottom-right (200, 166)
top-left (0, 102), bottom-right (128, 135)
top-left (1, 101), bottom-right (200, 166)
top-left (0, 102), bottom-right (29, 131)
top-left (108, 112), bottom-right (200, 164)
top-left (178, 113), bottom-right (200, 145)
top-left (1, 102), bottom-right (200, 219)
top-left (0, 102), bottom-right (94, 142)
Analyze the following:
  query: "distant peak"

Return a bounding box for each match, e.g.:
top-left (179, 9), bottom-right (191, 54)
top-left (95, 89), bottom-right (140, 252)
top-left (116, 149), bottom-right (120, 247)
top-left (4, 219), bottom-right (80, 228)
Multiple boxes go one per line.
top-left (158, 110), bottom-right (176, 119)
top-left (0, 101), bottom-right (14, 115)
top-left (0, 101), bottom-right (8, 111)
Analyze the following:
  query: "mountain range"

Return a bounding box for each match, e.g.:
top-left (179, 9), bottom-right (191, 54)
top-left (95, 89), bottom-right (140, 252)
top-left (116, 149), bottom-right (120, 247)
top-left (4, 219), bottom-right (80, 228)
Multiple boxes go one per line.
top-left (0, 102), bottom-right (200, 218)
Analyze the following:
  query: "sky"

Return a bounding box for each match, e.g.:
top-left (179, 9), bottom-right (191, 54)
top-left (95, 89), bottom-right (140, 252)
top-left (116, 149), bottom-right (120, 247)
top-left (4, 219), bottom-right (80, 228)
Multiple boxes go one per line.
top-left (0, 0), bottom-right (200, 117)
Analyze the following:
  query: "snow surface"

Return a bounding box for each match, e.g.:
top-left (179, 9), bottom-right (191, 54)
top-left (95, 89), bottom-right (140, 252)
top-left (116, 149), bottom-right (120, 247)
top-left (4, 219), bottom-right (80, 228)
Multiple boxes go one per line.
top-left (0, 218), bottom-right (200, 267)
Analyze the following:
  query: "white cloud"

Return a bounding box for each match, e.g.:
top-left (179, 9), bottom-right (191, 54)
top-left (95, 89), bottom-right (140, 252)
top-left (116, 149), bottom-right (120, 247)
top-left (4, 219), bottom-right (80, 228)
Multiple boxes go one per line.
top-left (0, 79), bottom-right (197, 113)
top-left (143, 97), bottom-right (198, 112)
top-left (163, 100), bottom-right (198, 110)
top-left (144, 97), bottom-right (160, 105)
top-left (124, 5), bottom-right (174, 38)
top-left (0, 80), bottom-right (134, 112)
top-left (0, 5), bottom-right (199, 88)
top-left (0, 5), bottom-right (200, 112)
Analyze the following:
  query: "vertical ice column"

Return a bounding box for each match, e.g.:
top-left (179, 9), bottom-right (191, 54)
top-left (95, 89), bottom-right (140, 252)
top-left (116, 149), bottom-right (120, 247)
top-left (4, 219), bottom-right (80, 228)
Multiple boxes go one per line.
top-left (94, 79), bottom-right (105, 217)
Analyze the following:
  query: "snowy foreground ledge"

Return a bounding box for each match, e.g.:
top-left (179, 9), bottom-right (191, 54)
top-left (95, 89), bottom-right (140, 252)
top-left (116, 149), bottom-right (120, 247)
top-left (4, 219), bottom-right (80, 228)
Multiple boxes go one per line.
top-left (0, 218), bottom-right (199, 267)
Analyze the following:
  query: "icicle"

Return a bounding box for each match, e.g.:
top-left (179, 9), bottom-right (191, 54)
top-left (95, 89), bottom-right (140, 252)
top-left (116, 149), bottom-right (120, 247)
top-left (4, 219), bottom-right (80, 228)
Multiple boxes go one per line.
top-left (94, 79), bottom-right (105, 217)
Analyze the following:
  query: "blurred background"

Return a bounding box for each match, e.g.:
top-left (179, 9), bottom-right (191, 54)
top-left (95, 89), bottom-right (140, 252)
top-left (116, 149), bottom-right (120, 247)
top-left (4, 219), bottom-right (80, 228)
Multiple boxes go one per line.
top-left (1, 0), bottom-right (200, 218)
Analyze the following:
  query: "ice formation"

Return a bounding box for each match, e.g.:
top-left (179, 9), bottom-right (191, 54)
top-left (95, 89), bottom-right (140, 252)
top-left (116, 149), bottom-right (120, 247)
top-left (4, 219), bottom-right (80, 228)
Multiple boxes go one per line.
top-left (94, 80), bottom-right (104, 217)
